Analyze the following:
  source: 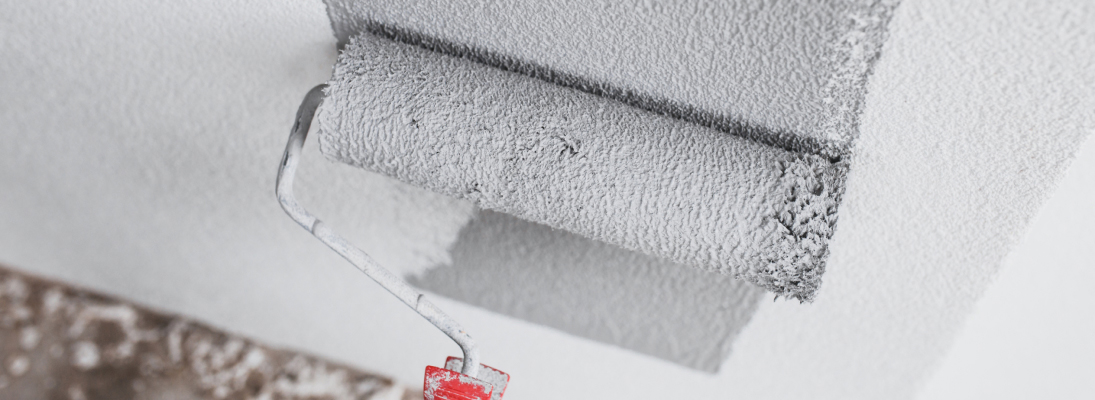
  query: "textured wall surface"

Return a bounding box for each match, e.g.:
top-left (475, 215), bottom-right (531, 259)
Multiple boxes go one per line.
top-left (1, 0), bottom-right (1093, 399)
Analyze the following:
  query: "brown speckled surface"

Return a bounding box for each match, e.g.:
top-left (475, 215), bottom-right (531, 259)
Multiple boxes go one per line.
top-left (0, 265), bottom-right (421, 400)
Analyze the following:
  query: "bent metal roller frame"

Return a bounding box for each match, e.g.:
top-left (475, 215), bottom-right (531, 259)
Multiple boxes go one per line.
top-left (276, 84), bottom-right (510, 400)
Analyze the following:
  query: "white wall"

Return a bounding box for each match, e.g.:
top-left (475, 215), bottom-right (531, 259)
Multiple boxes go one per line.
top-left (917, 136), bottom-right (1095, 399)
top-left (0, 0), bottom-right (477, 388)
top-left (1, 0), bottom-right (1093, 399)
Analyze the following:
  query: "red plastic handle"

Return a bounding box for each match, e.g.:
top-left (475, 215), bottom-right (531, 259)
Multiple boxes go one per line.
top-left (424, 365), bottom-right (493, 400)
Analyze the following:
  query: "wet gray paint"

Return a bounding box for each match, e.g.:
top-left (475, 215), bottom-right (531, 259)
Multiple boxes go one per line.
top-left (410, 211), bottom-right (765, 372)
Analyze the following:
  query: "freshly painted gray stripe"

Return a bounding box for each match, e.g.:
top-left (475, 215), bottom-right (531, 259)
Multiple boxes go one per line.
top-left (411, 210), bottom-right (765, 372)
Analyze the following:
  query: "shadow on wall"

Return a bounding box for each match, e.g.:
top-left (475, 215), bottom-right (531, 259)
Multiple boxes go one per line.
top-left (410, 211), bottom-right (765, 373)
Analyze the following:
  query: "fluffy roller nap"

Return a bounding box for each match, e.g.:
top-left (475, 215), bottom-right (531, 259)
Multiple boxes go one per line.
top-left (315, 34), bottom-right (847, 301)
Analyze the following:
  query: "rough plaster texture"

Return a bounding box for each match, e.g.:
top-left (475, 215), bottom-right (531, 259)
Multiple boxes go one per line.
top-left (322, 0), bottom-right (896, 151)
top-left (1, 0), bottom-right (1093, 400)
top-left (410, 210), bottom-right (765, 372)
top-left (317, 33), bottom-right (846, 301)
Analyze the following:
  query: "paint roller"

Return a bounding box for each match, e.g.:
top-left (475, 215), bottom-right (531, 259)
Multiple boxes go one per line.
top-left (278, 85), bottom-right (509, 400)
top-left (279, 31), bottom-right (846, 399)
